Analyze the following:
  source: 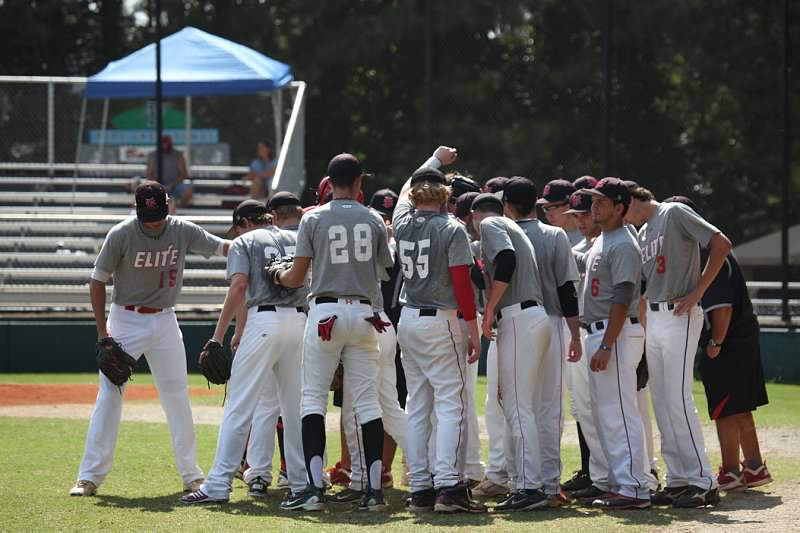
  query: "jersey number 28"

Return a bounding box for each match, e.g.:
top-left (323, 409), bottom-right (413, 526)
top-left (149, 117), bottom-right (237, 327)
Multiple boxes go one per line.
top-left (329, 224), bottom-right (372, 264)
top-left (398, 239), bottom-right (430, 279)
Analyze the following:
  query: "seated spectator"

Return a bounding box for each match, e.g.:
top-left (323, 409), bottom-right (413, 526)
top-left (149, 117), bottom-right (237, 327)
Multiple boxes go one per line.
top-left (146, 135), bottom-right (192, 211)
top-left (249, 141), bottom-right (277, 200)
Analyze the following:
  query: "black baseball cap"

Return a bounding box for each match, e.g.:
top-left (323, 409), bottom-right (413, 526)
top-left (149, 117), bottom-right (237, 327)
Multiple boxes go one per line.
top-left (573, 175), bottom-right (598, 190)
top-left (228, 198), bottom-right (268, 237)
top-left (622, 179), bottom-right (640, 191)
top-left (564, 190), bottom-right (593, 214)
top-left (135, 180), bottom-right (169, 222)
top-left (536, 179), bottom-right (575, 205)
top-left (471, 191), bottom-right (504, 213)
top-left (584, 177), bottom-right (631, 205)
top-left (454, 191), bottom-right (479, 220)
top-left (450, 175), bottom-right (481, 199)
top-left (502, 176), bottom-right (537, 206)
top-left (483, 176), bottom-right (509, 193)
top-left (369, 188), bottom-right (399, 216)
top-left (410, 166), bottom-right (446, 186)
top-left (267, 191), bottom-right (301, 211)
top-left (327, 153), bottom-right (362, 182)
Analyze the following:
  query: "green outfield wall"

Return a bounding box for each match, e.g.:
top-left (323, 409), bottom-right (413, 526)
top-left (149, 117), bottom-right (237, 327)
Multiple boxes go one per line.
top-left (1, 320), bottom-right (799, 383)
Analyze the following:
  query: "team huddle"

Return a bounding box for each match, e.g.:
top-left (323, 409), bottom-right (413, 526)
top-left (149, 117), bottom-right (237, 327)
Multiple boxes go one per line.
top-left (69, 145), bottom-right (773, 514)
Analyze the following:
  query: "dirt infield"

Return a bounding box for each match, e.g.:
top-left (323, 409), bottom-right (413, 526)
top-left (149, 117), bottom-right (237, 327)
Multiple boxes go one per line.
top-left (0, 383), bottom-right (218, 406)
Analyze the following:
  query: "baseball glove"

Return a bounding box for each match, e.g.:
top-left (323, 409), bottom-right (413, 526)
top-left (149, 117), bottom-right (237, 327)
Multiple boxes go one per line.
top-left (96, 336), bottom-right (138, 388)
top-left (264, 255), bottom-right (295, 286)
top-left (318, 315), bottom-right (337, 341)
top-left (636, 353), bottom-right (649, 391)
top-left (330, 362), bottom-right (344, 391)
top-left (198, 340), bottom-right (232, 385)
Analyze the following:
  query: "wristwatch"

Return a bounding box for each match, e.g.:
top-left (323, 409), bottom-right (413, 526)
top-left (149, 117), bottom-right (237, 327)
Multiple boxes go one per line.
top-left (598, 343), bottom-right (612, 352)
top-left (708, 339), bottom-right (723, 348)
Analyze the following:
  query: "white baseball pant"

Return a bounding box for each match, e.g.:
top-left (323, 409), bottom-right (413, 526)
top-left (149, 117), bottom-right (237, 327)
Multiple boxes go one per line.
top-left (646, 303), bottom-right (715, 490)
top-left (343, 312), bottom-right (407, 490)
top-left (77, 304), bottom-right (203, 487)
top-left (537, 315), bottom-right (568, 495)
top-left (483, 339), bottom-right (509, 486)
top-left (398, 307), bottom-right (468, 491)
top-left (301, 300), bottom-right (381, 425)
top-left (637, 385), bottom-right (659, 473)
top-left (242, 371), bottom-right (281, 484)
top-left (495, 302), bottom-right (550, 491)
top-left (459, 318), bottom-right (485, 482)
top-left (202, 306), bottom-right (306, 497)
top-left (586, 320), bottom-right (650, 500)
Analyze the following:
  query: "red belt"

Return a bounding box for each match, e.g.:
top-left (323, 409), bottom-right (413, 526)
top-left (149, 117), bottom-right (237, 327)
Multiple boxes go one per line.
top-left (124, 305), bottom-right (162, 314)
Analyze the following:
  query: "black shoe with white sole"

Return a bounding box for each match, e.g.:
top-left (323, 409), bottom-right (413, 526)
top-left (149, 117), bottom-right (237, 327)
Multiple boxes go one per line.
top-left (651, 485), bottom-right (689, 506)
top-left (592, 493), bottom-right (651, 510)
top-left (494, 489), bottom-right (548, 512)
top-left (247, 476), bottom-right (269, 498)
top-left (329, 487), bottom-right (363, 504)
top-left (279, 484), bottom-right (326, 511)
top-left (561, 470), bottom-right (592, 492)
top-left (434, 483), bottom-right (488, 513)
top-left (406, 488), bottom-right (437, 511)
top-left (672, 486), bottom-right (720, 508)
top-left (571, 484), bottom-right (608, 503)
top-left (179, 490), bottom-right (229, 504)
top-left (358, 489), bottom-right (388, 511)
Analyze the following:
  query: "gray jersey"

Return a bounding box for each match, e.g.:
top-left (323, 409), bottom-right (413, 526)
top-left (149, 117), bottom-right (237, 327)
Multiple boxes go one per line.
top-left (638, 202), bottom-right (720, 302)
top-left (517, 219), bottom-right (579, 316)
top-left (479, 216), bottom-right (544, 310)
top-left (572, 237), bottom-right (594, 317)
top-left (226, 225), bottom-right (308, 308)
top-left (93, 216), bottom-right (223, 308)
top-left (296, 199), bottom-right (392, 301)
top-left (566, 228), bottom-right (583, 247)
top-left (582, 227), bottom-right (641, 323)
top-left (392, 200), bottom-right (473, 309)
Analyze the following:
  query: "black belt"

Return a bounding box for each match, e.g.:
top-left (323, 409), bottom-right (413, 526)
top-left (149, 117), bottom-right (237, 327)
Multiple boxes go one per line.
top-left (257, 305), bottom-right (305, 313)
top-left (581, 316), bottom-right (640, 334)
top-left (496, 300), bottom-right (538, 322)
top-left (649, 302), bottom-right (675, 311)
top-left (418, 308), bottom-right (437, 316)
top-left (315, 297), bottom-right (370, 305)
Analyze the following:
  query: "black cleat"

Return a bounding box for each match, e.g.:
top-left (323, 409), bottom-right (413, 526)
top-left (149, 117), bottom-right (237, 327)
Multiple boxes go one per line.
top-left (592, 493), bottom-right (651, 510)
top-left (247, 476), bottom-right (269, 498)
top-left (494, 489), bottom-right (549, 512)
top-left (672, 486), bottom-right (720, 508)
top-left (571, 484), bottom-right (608, 503)
top-left (434, 483), bottom-right (488, 513)
top-left (358, 489), bottom-right (388, 511)
top-left (406, 488), bottom-right (437, 511)
top-left (651, 485), bottom-right (689, 506)
top-left (329, 487), bottom-right (363, 504)
top-left (279, 484), bottom-right (326, 511)
top-left (561, 470), bottom-right (592, 492)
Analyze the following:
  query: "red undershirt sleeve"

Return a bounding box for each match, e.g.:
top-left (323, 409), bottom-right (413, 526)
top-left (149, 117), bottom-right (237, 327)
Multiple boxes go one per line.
top-left (449, 264), bottom-right (477, 321)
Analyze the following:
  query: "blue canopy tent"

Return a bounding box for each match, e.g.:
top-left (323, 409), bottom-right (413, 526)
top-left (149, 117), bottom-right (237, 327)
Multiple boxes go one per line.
top-left (77, 27), bottom-right (305, 194)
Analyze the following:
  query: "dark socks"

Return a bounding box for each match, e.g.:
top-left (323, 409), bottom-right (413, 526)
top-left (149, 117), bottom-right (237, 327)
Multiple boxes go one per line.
top-left (577, 422), bottom-right (591, 474)
top-left (276, 416), bottom-right (286, 472)
top-left (302, 414), bottom-right (326, 488)
top-left (361, 418), bottom-right (384, 491)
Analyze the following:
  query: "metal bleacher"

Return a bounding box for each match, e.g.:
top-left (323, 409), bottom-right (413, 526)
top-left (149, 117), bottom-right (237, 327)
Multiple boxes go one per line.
top-left (0, 175), bottom-right (246, 318)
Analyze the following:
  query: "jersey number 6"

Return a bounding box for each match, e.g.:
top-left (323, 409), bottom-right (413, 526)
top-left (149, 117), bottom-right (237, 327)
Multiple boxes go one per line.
top-left (329, 224), bottom-right (372, 264)
top-left (398, 239), bottom-right (430, 279)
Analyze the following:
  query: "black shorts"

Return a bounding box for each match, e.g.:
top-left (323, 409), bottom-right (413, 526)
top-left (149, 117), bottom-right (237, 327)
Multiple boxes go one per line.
top-left (698, 333), bottom-right (768, 419)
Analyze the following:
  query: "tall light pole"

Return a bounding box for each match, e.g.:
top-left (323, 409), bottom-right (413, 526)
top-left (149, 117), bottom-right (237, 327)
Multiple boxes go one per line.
top-left (781, 0), bottom-right (792, 323)
top-left (154, 0), bottom-right (163, 181)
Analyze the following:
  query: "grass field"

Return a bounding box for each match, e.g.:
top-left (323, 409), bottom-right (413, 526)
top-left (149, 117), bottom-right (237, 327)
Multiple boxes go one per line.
top-left (1, 374), bottom-right (797, 532)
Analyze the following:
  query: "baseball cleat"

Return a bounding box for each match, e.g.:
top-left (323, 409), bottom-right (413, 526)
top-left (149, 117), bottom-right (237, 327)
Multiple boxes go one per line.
top-left (69, 480), bottom-right (97, 497)
top-left (358, 489), bottom-right (389, 511)
top-left (328, 487), bottom-right (363, 504)
top-left (182, 478), bottom-right (204, 493)
top-left (247, 476), bottom-right (270, 498)
top-left (592, 493), bottom-right (651, 510)
top-left (494, 489), bottom-right (548, 512)
top-left (280, 484), bottom-right (326, 511)
top-left (561, 470), bottom-right (592, 492)
top-left (405, 488), bottom-right (437, 511)
top-left (471, 479), bottom-right (510, 499)
top-left (434, 483), bottom-right (488, 513)
top-left (742, 462), bottom-right (773, 488)
top-left (180, 489), bottom-right (228, 504)
top-left (672, 486), bottom-right (720, 508)
top-left (571, 484), bottom-right (608, 503)
top-left (651, 485), bottom-right (688, 505)
top-left (717, 468), bottom-right (745, 491)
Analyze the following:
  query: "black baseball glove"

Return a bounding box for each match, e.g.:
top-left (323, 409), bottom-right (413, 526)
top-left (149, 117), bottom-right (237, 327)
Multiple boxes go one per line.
top-left (198, 339), bottom-right (232, 385)
top-left (264, 255), bottom-right (295, 286)
top-left (96, 336), bottom-right (138, 388)
top-left (636, 353), bottom-right (649, 391)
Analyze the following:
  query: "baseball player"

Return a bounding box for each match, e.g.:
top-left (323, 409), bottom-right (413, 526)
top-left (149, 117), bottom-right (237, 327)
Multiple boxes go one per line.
top-left (271, 153), bottom-right (393, 512)
top-left (501, 177), bottom-right (582, 505)
top-left (537, 179), bottom-right (583, 246)
top-left (626, 186), bottom-right (732, 507)
top-left (331, 188), bottom-right (407, 503)
top-left (70, 181), bottom-right (229, 497)
top-left (181, 194), bottom-right (307, 504)
top-left (580, 178), bottom-right (651, 509)
top-left (393, 151), bottom-right (485, 513)
top-left (472, 191), bottom-right (551, 511)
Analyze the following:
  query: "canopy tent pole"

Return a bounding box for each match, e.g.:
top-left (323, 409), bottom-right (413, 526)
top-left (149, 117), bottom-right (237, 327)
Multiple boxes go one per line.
top-left (98, 98), bottom-right (109, 164)
top-left (154, 0), bottom-right (163, 181)
top-left (185, 96), bottom-right (192, 169)
top-left (272, 89), bottom-right (283, 155)
top-left (72, 95), bottom-right (87, 211)
top-left (47, 82), bottom-right (54, 176)
top-left (782, 0), bottom-right (792, 324)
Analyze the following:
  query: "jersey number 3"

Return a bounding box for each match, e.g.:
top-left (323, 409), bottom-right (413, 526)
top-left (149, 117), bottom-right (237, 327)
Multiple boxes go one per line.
top-left (329, 224), bottom-right (372, 264)
top-left (656, 255), bottom-right (666, 274)
top-left (398, 239), bottom-right (430, 279)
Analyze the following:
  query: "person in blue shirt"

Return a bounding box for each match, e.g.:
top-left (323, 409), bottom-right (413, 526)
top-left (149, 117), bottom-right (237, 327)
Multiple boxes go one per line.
top-left (249, 141), bottom-right (277, 200)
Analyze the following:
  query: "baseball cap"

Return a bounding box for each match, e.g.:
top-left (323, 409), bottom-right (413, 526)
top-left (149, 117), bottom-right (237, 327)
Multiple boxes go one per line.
top-left (536, 179), bottom-right (575, 205)
top-left (502, 176), bottom-right (537, 206)
top-left (369, 188), bottom-right (399, 216)
top-left (267, 191), bottom-right (301, 211)
top-left (483, 176), bottom-right (509, 193)
top-left (471, 191), bottom-right (504, 213)
top-left (410, 166), bottom-right (446, 186)
top-left (564, 190), bottom-right (593, 214)
top-left (622, 179), bottom-right (640, 191)
top-left (228, 199), bottom-right (268, 237)
top-left (450, 175), bottom-right (481, 199)
top-left (584, 177), bottom-right (631, 205)
top-left (135, 180), bottom-right (169, 222)
top-left (573, 175), bottom-right (598, 190)
top-left (454, 191), bottom-right (479, 220)
top-left (327, 153), bottom-right (362, 182)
